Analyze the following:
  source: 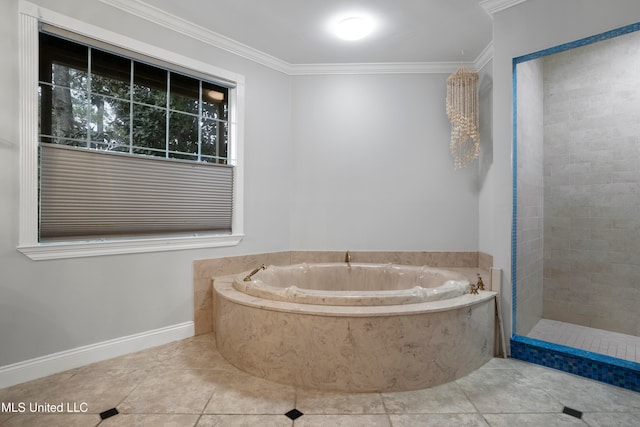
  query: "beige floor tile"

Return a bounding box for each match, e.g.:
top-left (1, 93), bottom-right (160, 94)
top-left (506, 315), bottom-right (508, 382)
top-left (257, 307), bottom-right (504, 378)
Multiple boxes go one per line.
top-left (196, 414), bottom-right (293, 426)
top-left (203, 370), bottom-right (296, 415)
top-left (43, 369), bottom-right (143, 415)
top-left (76, 346), bottom-right (168, 372)
top-left (99, 413), bottom-right (200, 426)
top-left (118, 369), bottom-right (219, 414)
top-left (293, 414), bottom-right (391, 426)
top-left (295, 388), bottom-right (385, 414)
top-left (0, 413), bottom-right (100, 427)
top-left (74, 333), bottom-right (223, 374)
top-left (0, 371), bottom-right (76, 404)
top-left (0, 414), bottom-right (14, 424)
top-left (389, 413), bottom-right (490, 427)
top-left (519, 364), bottom-right (640, 413)
top-left (382, 381), bottom-right (477, 414)
top-left (152, 333), bottom-right (234, 371)
top-left (476, 357), bottom-right (528, 370)
top-left (0, 368), bottom-right (141, 416)
top-left (1, 334), bottom-right (638, 427)
top-left (456, 368), bottom-right (563, 413)
top-left (482, 413), bottom-right (586, 426)
top-left (582, 412), bottom-right (640, 427)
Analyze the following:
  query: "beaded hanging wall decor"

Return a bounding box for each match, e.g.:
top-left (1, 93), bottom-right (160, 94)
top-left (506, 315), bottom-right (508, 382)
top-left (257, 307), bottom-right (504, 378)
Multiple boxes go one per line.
top-left (446, 67), bottom-right (480, 169)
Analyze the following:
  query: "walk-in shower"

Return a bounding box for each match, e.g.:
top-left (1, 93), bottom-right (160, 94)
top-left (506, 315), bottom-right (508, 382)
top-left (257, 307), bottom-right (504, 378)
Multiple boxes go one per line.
top-left (511, 22), bottom-right (640, 391)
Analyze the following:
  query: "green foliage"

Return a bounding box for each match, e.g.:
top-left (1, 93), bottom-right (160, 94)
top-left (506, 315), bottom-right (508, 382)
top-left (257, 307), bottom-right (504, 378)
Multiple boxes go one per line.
top-left (42, 60), bottom-right (228, 163)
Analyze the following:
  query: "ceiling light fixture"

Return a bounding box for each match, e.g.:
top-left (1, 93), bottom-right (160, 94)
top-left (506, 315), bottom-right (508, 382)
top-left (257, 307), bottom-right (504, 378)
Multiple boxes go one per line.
top-left (334, 16), bottom-right (373, 41)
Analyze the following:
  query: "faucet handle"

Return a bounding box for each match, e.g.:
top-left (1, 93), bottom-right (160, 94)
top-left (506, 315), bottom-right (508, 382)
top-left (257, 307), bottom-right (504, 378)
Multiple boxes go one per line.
top-left (470, 282), bottom-right (479, 295)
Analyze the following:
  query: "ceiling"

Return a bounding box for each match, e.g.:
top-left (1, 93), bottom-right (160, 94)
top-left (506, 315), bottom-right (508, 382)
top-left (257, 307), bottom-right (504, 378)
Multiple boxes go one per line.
top-left (137, 0), bottom-right (494, 66)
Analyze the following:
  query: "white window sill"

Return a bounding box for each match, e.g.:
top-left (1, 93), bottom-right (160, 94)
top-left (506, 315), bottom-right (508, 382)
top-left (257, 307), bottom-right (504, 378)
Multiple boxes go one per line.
top-left (17, 234), bottom-right (243, 260)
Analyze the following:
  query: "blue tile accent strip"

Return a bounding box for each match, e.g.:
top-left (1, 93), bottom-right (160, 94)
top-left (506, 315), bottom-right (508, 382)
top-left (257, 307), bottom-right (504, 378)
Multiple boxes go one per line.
top-left (511, 335), bottom-right (640, 392)
top-left (511, 59), bottom-right (518, 334)
top-left (514, 21), bottom-right (640, 65)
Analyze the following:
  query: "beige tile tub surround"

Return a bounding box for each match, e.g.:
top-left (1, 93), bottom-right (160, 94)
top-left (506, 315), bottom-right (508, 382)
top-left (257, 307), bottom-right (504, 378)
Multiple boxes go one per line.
top-left (193, 252), bottom-right (291, 335)
top-left (193, 251), bottom-right (492, 335)
top-left (215, 275), bottom-right (496, 392)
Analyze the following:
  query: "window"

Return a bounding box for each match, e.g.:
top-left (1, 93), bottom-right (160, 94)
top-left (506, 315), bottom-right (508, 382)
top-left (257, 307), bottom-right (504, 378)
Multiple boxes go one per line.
top-left (18, 7), bottom-right (244, 259)
top-left (39, 33), bottom-right (230, 163)
top-left (38, 31), bottom-right (236, 241)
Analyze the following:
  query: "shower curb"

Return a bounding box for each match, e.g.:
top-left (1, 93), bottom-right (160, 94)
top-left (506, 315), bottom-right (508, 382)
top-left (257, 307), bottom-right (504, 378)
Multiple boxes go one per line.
top-left (510, 335), bottom-right (639, 392)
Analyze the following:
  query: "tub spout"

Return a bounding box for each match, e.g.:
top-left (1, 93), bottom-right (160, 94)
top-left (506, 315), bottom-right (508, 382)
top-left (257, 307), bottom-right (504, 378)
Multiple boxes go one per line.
top-left (345, 251), bottom-right (351, 264)
top-left (243, 264), bottom-right (266, 281)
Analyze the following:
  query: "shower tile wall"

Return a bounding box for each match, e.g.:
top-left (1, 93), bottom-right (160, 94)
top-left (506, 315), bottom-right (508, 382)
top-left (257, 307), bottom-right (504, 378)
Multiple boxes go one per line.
top-left (515, 58), bottom-right (545, 336)
top-left (542, 30), bottom-right (640, 337)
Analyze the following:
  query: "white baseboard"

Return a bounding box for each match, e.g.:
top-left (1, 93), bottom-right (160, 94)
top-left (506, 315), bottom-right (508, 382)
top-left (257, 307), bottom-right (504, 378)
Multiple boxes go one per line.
top-left (0, 321), bottom-right (194, 388)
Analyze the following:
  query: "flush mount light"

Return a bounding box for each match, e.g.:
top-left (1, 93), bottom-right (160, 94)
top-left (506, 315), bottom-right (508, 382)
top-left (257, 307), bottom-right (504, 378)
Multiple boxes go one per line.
top-left (334, 16), bottom-right (373, 41)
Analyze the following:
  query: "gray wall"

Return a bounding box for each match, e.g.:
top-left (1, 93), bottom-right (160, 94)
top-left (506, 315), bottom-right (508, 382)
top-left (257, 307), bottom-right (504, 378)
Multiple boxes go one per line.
top-left (0, 0), bottom-right (294, 367)
top-left (542, 30), bottom-right (640, 336)
top-left (290, 73), bottom-right (479, 250)
top-left (0, 0), bottom-right (481, 369)
top-left (488, 0), bottom-right (640, 341)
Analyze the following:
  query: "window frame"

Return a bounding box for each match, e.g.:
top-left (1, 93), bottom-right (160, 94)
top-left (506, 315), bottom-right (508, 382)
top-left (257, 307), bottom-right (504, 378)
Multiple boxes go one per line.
top-left (18, 1), bottom-right (244, 260)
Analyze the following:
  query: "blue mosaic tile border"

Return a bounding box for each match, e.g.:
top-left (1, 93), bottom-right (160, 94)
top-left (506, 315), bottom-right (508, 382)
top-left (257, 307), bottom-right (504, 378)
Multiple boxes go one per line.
top-left (511, 335), bottom-right (640, 392)
top-left (514, 21), bottom-right (640, 65)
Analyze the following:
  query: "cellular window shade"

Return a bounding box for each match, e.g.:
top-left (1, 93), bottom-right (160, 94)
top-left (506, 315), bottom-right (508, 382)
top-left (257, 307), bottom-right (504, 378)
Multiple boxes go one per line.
top-left (39, 144), bottom-right (233, 240)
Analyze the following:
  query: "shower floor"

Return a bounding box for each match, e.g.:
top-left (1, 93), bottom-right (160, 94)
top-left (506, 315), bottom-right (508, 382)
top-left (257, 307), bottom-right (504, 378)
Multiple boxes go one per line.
top-left (528, 319), bottom-right (640, 364)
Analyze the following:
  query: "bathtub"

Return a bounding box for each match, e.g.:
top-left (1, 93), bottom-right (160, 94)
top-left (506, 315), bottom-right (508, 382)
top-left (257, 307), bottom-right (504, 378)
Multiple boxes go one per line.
top-left (214, 262), bottom-right (496, 392)
top-left (233, 263), bottom-right (472, 306)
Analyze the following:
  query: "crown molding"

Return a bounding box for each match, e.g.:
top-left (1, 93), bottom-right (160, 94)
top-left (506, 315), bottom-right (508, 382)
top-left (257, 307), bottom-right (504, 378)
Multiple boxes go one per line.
top-left (101, 0), bottom-right (493, 75)
top-left (480, 0), bottom-right (528, 15)
top-left (474, 41), bottom-right (494, 71)
top-left (289, 61), bottom-right (476, 76)
top-left (100, 0), bottom-right (291, 74)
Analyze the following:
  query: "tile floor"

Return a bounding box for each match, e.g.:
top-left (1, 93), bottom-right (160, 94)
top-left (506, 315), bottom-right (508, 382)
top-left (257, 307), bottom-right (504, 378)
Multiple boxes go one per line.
top-left (528, 319), bottom-right (640, 363)
top-left (0, 333), bottom-right (639, 426)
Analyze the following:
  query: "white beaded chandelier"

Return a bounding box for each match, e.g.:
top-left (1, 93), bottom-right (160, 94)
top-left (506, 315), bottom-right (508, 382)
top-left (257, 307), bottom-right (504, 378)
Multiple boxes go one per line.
top-left (446, 67), bottom-right (480, 169)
